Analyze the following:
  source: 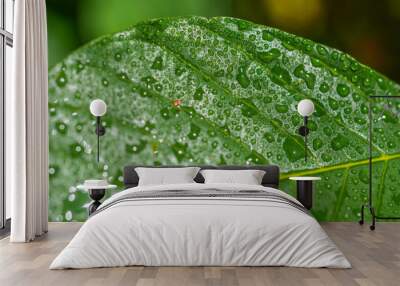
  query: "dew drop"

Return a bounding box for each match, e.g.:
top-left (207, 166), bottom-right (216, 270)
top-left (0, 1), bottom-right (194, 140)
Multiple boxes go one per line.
top-left (102, 78), bottom-right (109, 86)
top-left (68, 194), bottom-right (76, 202)
top-left (350, 62), bottom-right (358, 71)
top-left (328, 97), bottom-right (339, 110)
top-left (151, 56), bottom-right (163, 70)
top-left (330, 134), bottom-right (349, 151)
top-left (56, 70), bottom-right (68, 87)
top-left (49, 107), bottom-right (57, 116)
top-left (194, 87), bottom-right (204, 100)
top-left (240, 99), bottom-right (257, 117)
top-left (294, 64), bottom-right (315, 89)
top-left (160, 108), bottom-right (170, 119)
top-left (305, 44), bottom-right (313, 51)
top-left (316, 45), bottom-right (328, 55)
top-left (56, 121), bottom-right (68, 134)
top-left (246, 150), bottom-right (267, 164)
top-left (311, 58), bottom-right (323, 68)
top-left (344, 107), bottom-right (352, 114)
top-left (351, 75), bottom-right (359, 83)
top-left (76, 61), bottom-right (85, 72)
top-left (336, 83), bottom-right (350, 97)
top-left (70, 143), bottom-right (83, 157)
top-left (141, 75), bottom-right (156, 85)
top-left (237, 20), bottom-right (251, 30)
top-left (259, 48), bottom-right (281, 62)
top-left (208, 130), bottom-right (217, 137)
top-left (313, 138), bottom-right (323, 150)
top-left (119, 72), bottom-right (128, 81)
top-left (319, 82), bottom-right (329, 93)
top-left (360, 104), bottom-right (368, 114)
top-left (363, 77), bottom-right (372, 87)
top-left (175, 66), bottom-right (185, 76)
top-left (281, 41), bottom-right (295, 51)
top-left (275, 104), bottom-right (288, 113)
top-left (126, 140), bottom-right (146, 154)
top-left (236, 66), bottom-right (250, 88)
top-left (271, 66), bottom-right (291, 85)
top-left (283, 137), bottom-right (305, 162)
top-left (264, 132), bottom-right (274, 143)
top-left (262, 30), bottom-right (274, 41)
top-left (114, 53), bottom-right (122, 61)
top-left (321, 153), bottom-right (332, 162)
top-left (140, 89), bottom-right (149, 97)
top-left (263, 96), bottom-right (272, 104)
top-left (188, 124), bottom-right (201, 140)
top-left (354, 117), bottom-right (366, 125)
top-left (155, 83), bottom-right (163, 91)
top-left (65, 211), bottom-right (72, 221)
top-left (172, 142), bottom-right (188, 162)
top-left (49, 167), bottom-right (56, 175)
top-left (252, 79), bottom-right (262, 90)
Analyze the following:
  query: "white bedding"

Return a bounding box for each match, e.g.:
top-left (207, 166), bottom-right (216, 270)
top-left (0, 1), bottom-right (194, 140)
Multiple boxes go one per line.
top-left (50, 183), bottom-right (351, 269)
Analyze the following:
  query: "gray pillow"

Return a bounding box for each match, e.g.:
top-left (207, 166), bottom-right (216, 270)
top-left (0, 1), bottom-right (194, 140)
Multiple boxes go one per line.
top-left (200, 169), bottom-right (266, 185)
top-left (135, 167), bottom-right (200, 186)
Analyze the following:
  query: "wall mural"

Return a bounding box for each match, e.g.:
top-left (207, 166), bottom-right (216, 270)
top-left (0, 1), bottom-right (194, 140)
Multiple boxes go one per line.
top-left (48, 16), bottom-right (400, 222)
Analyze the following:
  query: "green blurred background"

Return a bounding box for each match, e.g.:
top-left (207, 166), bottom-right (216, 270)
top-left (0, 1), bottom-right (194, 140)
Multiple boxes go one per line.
top-left (47, 0), bottom-right (400, 82)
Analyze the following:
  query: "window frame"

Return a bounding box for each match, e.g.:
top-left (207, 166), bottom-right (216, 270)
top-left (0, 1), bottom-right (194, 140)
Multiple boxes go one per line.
top-left (0, 0), bottom-right (13, 233)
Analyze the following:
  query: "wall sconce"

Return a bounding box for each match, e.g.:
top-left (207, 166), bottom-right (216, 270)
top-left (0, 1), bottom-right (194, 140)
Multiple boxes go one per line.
top-left (89, 99), bottom-right (107, 162)
top-left (297, 99), bottom-right (315, 162)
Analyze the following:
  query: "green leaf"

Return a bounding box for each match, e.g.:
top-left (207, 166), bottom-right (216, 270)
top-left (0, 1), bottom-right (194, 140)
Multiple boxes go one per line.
top-left (78, 0), bottom-right (232, 42)
top-left (48, 16), bottom-right (400, 222)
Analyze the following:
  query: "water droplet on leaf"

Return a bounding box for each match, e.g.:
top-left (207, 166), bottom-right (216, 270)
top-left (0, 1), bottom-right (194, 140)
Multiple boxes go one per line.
top-left (236, 66), bottom-right (250, 88)
top-left (336, 83), bottom-right (350, 97)
top-left (102, 78), bottom-right (109, 86)
top-left (56, 70), bottom-right (68, 87)
top-left (194, 87), bottom-right (204, 100)
top-left (330, 134), bottom-right (349, 151)
top-left (283, 137), bottom-right (305, 162)
top-left (151, 56), bottom-right (163, 70)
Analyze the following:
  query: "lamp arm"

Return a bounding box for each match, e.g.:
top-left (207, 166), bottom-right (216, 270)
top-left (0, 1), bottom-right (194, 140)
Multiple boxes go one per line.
top-left (304, 116), bottom-right (308, 163)
top-left (95, 117), bottom-right (105, 136)
top-left (95, 116), bottom-right (106, 163)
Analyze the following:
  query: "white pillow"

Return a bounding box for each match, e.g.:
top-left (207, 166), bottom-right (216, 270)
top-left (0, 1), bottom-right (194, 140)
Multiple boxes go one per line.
top-left (200, 169), bottom-right (266, 185)
top-left (135, 167), bottom-right (200, 186)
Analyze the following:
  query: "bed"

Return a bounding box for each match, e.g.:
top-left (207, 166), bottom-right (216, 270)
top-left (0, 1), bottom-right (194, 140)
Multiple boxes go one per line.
top-left (50, 165), bottom-right (351, 269)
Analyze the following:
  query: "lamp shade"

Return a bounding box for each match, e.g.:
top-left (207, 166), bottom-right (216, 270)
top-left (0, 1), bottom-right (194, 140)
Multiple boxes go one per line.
top-left (297, 99), bottom-right (315, 117)
top-left (90, 99), bottom-right (107, 117)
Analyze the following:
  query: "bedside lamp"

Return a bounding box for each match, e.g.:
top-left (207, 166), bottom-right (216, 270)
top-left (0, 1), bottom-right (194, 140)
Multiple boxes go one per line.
top-left (90, 99), bottom-right (107, 162)
top-left (297, 99), bottom-right (315, 162)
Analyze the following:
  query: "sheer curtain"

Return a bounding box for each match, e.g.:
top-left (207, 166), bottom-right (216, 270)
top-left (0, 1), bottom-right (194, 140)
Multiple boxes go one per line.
top-left (7, 0), bottom-right (48, 242)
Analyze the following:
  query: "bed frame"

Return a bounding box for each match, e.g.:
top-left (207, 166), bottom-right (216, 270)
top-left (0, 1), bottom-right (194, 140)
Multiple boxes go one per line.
top-left (123, 165), bottom-right (280, 189)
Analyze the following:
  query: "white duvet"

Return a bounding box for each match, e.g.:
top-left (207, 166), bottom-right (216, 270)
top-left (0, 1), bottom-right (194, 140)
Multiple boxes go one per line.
top-left (50, 183), bottom-right (351, 269)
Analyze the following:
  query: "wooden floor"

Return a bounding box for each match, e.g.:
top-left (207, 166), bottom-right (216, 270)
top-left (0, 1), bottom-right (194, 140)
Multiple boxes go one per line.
top-left (0, 223), bottom-right (399, 286)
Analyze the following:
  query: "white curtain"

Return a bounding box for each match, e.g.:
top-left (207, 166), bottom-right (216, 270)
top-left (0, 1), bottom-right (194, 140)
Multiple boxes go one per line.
top-left (7, 0), bottom-right (49, 242)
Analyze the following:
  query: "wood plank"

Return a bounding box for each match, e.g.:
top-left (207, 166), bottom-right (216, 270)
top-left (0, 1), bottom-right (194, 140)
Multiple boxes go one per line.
top-left (0, 222), bottom-right (399, 286)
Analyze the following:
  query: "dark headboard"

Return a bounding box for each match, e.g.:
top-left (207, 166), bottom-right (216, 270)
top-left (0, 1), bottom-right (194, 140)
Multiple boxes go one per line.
top-left (123, 165), bottom-right (280, 189)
